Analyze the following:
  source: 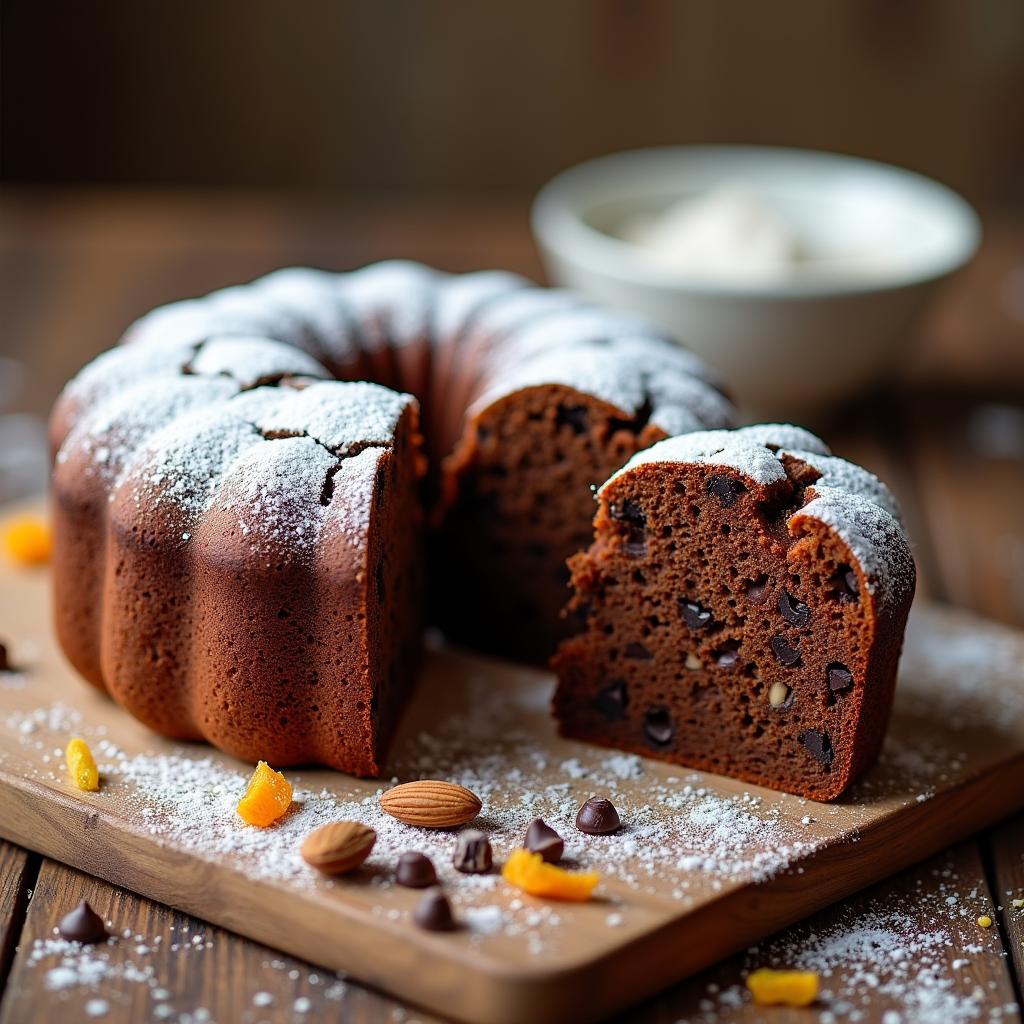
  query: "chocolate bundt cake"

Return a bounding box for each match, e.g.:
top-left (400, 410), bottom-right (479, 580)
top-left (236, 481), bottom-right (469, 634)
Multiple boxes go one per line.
top-left (51, 262), bottom-right (733, 774)
top-left (551, 425), bottom-right (916, 800)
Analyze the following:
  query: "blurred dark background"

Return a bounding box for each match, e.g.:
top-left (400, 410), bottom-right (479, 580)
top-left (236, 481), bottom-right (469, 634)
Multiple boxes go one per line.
top-left (3, 0), bottom-right (1024, 204)
top-left (2, 0), bottom-right (1024, 519)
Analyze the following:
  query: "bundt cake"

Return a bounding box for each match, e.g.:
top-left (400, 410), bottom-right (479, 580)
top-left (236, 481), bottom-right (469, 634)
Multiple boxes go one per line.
top-left (551, 425), bottom-right (916, 800)
top-left (50, 261), bottom-right (733, 775)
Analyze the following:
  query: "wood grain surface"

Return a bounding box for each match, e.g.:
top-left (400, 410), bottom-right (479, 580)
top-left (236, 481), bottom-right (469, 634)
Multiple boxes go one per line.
top-left (0, 842), bottom-right (35, 1000)
top-left (1, 192), bottom-right (1023, 1023)
top-left (0, 859), bottom-right (391, 1024)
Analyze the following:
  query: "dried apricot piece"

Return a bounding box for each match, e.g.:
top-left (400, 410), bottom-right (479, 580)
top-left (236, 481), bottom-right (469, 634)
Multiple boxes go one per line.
top-left (66, 737), bottom-right (99, 792)
top-left (3, 515), bottom-right (52, 566)
top-left (237, 761), bottom-right (293, 827)
top-left (746, 968), bottom-right (819, 1007)
top-left (501, 848), bottom-right (599, 901)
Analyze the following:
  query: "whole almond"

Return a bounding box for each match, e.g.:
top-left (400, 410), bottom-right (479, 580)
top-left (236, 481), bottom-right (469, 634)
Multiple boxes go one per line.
top-left (300, 820), bottom-right (376, 875)
top-left (379, 780), bottom-right (482, 829)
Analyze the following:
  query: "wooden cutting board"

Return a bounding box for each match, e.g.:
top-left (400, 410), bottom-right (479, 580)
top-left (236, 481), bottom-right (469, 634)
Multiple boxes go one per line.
top-left (1, 556), bottom-right (1023, 1024)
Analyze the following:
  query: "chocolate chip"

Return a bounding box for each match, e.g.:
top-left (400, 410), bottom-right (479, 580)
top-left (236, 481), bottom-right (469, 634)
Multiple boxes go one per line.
top-left (413, 888), bottom-right (457, 931)
top-left (395, 852), bottom-right (438, 889)
top-left (832, 565), bottom-right (860, 601)
top-left (679, 599), bottom-right (712, 630)
top-left (778, 591), bottom-right (810, 627)
top-left (827, 663), bottom-right (854, 693)
top-left (58, 901), bottom-right (109, 944)
top-left (575, 797), bottom-right (621, 835)
top-left (706, 474), bottom-right (746, 507)
top-left (525, 818), bottom-right (564, 862)
top-left (744, 576), bottom-right (768, 604)
top-left (610, 501), bottom-right (646, 557)
top-left (800, 729), bottom-right (834, 767)
top-left (609, 499), bottom-right (646, 528)
top-left (453, 830), bottom-right (493, 874)
top-left (643, 707), bottom-right (674, 747)
top-left (556, 405), bottom-right (589, 435)
top-left (593, 679), bottom-right (628, 720)
top-left (623, 642), bottom-right (652, 661)
top-left (770, 635), bottom-right (801, 667)
top-left (0, 643), bottom-right (9, 673)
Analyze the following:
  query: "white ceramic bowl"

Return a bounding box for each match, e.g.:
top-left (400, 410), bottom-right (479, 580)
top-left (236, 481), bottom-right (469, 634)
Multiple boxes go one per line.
top-left (532, 146), bottom-right (980, 419)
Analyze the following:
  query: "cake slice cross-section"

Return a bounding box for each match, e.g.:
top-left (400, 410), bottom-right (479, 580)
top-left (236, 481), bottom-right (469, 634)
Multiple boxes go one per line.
top-left (552, 424), bottom-right (916, 800)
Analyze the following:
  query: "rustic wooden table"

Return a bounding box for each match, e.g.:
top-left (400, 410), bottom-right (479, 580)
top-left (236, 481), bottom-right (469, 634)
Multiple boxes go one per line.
top-left (1, 191), bottom-right (1023, 1023)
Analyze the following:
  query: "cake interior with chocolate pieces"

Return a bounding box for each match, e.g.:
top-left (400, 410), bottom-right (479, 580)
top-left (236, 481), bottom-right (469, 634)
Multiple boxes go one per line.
top-left (552, 425), bottom-right (916, 801)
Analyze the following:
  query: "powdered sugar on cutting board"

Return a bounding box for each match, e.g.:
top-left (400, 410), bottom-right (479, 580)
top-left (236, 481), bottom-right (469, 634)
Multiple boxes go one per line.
top-left (5, 670), bottom-right (836, 960)
top-left (688, 855), bottom-right (1016, 1024)
top-left (2, 602), bottom-right (1023, 1016)
top-left (91, 682), bottom-right (826, 918)
top-left (21, 923), bottom-right (350, 1022)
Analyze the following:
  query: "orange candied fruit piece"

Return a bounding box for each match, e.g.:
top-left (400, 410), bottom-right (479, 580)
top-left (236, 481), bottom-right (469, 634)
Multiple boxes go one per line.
top-left (2, 515), bottom-right (52, 566)
top-left (236, 761), bottom-right (293, 827)
top-left (66, 737), bottom-right (100, 792)
top-left (746, 968), bottom-right (819, 1007)
top-left (501, 848), bottom-right (599, 901)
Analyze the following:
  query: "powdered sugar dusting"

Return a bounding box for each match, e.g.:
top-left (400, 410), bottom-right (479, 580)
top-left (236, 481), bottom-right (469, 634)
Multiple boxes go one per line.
top-left (897, 605), bottom-right (1024, 732)
top-left (609, 424), bottom-right (830, 486)
top-left (2, 604), bottom-right (1022, 997)
top-left (645, 370), bottom-right (735, 435)
top-left (57, 337), bottom-right (199, 421)
top-left (22, 926), bottom-right (349, 1022)
top-left (324, 447), bottom-right (384, 544)
top-left (432, 270), bottom-right (530, 338)
top-left (96, 685), bottom-right (819, 901)
top-left (56, 377), bottom-right (239, 486)
top-left (121, 408), bottom-right (263, 521)
top-left (101, 380), bottom-right (411, 552)
top-left (492, 306), bottom-right (665, 365)
top-left (209, 435), bottom-right (337, 551)
top-left (187, 335), bottom-right (329, 386)
top-left (690, 857), bottom-right (1015, 1023)
top-left (342, 260), bottom-right (440, 348)
top-left (472, 346), bottom-right (646, 420)
top-left (229, 381), bottom-right (413, 455)
top-left (606, 424), bottom-right (913, 607)
top-left (465, 286), bottom-right (585, 345)
top-left (60, 261), bottom-right (731, 548)
top-left (794, 487), bottom-right (914, 606)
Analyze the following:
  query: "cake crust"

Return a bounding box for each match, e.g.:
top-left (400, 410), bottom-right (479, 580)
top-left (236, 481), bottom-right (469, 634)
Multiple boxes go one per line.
top-left (51, 262), bottom-right (732, 774)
